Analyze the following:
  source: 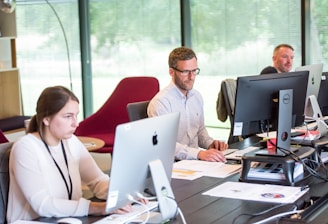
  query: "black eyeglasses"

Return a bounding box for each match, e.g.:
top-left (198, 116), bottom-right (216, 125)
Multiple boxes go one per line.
top-left (171, 67), bottom-right (200, 76)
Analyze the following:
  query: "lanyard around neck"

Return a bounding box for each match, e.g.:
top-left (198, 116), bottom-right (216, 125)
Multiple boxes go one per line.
top-left (41, 138), bottom-right (73, 200)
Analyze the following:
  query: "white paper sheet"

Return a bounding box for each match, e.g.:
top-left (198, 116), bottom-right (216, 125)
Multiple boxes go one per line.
top-left (203, 181), bottom-right (308, 203)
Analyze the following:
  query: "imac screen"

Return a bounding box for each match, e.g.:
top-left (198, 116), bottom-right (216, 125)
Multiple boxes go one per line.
top-left (233, 71), bottom-right (309, 137)
top-left (105, 112), bottom-right (179, 215)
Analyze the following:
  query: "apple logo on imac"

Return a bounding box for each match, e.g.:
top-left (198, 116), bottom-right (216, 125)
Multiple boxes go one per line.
top-left (152, 132), bottom-right (158, 145)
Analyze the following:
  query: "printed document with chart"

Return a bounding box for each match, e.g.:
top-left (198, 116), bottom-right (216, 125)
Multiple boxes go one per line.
top-left (172, 160), bottom-right (241, 180)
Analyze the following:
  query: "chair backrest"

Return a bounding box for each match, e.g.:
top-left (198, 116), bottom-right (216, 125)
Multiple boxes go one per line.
top-left (127, 100), bottom-right (150, 121)
top-left (0, 142), bottom-right (13, 224)
top-left (219, 79), bottom-right (239, 144)
top-left (0, 130), bottom-right (8, 144)
top-left (76, 76), bottom-right (160, 134)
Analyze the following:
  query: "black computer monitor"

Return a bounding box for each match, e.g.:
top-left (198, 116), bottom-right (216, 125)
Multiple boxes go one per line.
top-left (318, 72), bottom-right (328, 116)
top-left (233, 71), bottom-right (309, 138)
top-left (105, 112), bottom-right (180, 222)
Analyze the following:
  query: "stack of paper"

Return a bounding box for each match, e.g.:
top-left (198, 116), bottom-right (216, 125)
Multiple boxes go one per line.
top-left (172, 160), bottom-right (242, 180)
top-left (247, 162), bottom-right (303, 180)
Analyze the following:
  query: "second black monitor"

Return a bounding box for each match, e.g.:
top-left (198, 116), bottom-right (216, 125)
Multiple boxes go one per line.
top-left (233, 71), bottom-right (309, 137)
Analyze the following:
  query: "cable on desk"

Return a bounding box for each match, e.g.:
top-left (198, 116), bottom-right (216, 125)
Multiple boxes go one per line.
top-left (136, 192), bottom-right (157, 201)
top-left (320, 156), bottom-right (328, 177)
top-left (165, 195), bottom-right (187, 224)
top-left (136, 193), bottom-right (185, 224)
top-left (177, 207), bottom-right (187, 224)
top-left (252, 209), bottom-right (304, 224)
top-left (296, 146), bottom-right (328, 182)
top-left (127, 194), bottom-right (151, 224)
top-left (231, 203), bottom-right (296, 224)
top-left (294, 121), bottom-right (314, 145)
top-left (258, 131), bottom-right (328, 182)
top-left (279, 146), bottom-right (328, 181)
top-left (317, 152), bottom-right (328, 174)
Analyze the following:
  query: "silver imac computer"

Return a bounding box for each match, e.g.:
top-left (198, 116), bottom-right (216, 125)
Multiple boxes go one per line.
top-left (105, 112), bottom-right (180, 222)
top-left (295, 63), bottom-right (323, 119)
top-left (295, 63), bottom-right (328, 137)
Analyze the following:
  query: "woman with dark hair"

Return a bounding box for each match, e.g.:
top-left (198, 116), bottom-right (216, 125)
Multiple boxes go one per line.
top-left (7, 86), bottom-right (131, 223)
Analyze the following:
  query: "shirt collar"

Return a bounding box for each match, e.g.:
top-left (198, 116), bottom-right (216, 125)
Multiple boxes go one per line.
top-left (169, 81), bottom-right (195, 99)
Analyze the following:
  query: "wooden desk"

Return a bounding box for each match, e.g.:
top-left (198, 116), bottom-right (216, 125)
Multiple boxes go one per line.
top-left (78, 136), bottom-right (105, 152)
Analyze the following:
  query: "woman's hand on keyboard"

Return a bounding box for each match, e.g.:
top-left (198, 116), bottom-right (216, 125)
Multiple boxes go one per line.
top-left (110, 198), bottom-right (149, 214)
top-left (88, 199), bottom-right (148, 216)
top-left (88, 202), bottom-right (132, 216)
top-left (111, 204), bottom-right (133, 214)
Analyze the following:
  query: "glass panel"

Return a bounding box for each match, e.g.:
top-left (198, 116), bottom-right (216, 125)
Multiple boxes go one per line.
top-left (15, 0), bottom-right (309, 142)
top-left (190, 0), bottom-right (301, 136)
top-left (16, 0), bottom-right (81, 117)
top-left (89, 0), bottom-right (181, 110)
top-left (311, 0), bottom-right (328, 71)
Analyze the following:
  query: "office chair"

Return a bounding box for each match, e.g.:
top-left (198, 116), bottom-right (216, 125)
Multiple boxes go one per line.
top-left (75, 76), bottom-right (160, 154)
top-left (126, 100), bottom-right (150, 121)
top-left (0, 142), bottom-right (13, 224)
top-left (217, 79), bottom-right (240, 144)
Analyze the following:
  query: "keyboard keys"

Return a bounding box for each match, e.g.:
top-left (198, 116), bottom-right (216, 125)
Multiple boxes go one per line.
top-left (94, 201), bottom-right (159, 224)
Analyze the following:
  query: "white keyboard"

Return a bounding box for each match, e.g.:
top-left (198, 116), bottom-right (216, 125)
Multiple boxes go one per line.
top-left (93, 201), bottom-right (159, 224)
top-left (222, 148), bottom-right (238, 156)
top-left (225, 146), bottom-right (259, 160)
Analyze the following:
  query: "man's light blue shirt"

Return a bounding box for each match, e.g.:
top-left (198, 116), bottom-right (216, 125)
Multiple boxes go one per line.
top-left (148, 81), bottom-right (214, 160)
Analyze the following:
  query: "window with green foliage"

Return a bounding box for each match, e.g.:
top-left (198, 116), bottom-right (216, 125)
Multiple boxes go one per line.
top-left (190, 0), bottom-right (302, 130)
top-left (14, 0), bottom-right (328, 141)
top-left (311, 0), bottom-right (328, 69)
top-left (16, 0), bottom-right (81, 118)
top-left (89, 0), bottom-right (181, 110)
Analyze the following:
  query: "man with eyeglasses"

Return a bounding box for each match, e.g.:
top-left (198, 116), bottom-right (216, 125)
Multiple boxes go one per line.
top-left (147, 46), bottom-right (228, 162)
top-left (260, 44), bottom-right (294, 74)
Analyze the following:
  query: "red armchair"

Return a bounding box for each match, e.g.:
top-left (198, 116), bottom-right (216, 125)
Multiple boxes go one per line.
top-left (74, 76), bottom-right (160, 154)
top-left (0, 130), bottom-right (8, 143)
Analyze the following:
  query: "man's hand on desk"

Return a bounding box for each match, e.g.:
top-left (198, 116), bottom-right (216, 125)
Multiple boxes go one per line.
top-left (209, 140), bottom-right (229, 151)
top-left (198, 148), bottom-right (226, 162)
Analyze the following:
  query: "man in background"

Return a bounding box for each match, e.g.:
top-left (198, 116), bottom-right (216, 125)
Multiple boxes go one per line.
top-left (147, 46), bottom-right (228, 162)
top-left (260, 44), bottom-right (294, 74)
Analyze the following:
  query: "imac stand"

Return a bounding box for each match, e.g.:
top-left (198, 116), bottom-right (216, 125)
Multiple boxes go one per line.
top-left (140, 159), bottom-right (177, 223)
top-left (308, 95), bottom-right (328, 138)
top-left (308, 95), bottom-right (323, 119)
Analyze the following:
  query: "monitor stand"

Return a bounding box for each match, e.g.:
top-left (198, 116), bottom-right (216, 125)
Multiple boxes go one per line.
top-left (256, 89), bottom-right (293, 157)
top-left (139, 159), bottom-right (177, 223)
top-left (240, 146), bottom-right (315, 186)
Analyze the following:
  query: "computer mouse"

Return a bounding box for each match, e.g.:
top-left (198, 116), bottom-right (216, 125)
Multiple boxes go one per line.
top-left (57, 217), bottom-right (82, 224)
